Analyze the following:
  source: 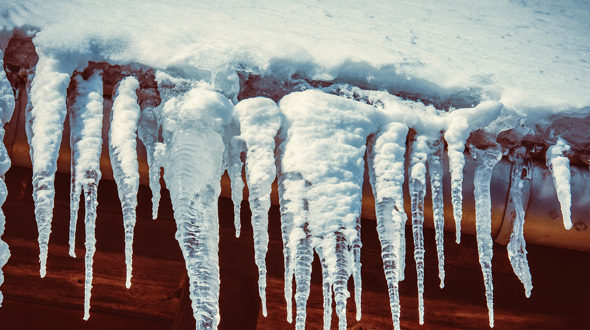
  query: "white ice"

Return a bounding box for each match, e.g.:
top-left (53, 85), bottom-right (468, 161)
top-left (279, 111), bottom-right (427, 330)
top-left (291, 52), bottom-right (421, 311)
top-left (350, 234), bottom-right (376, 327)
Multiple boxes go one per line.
top-left (409, 134), bottom-right (429, 325)
top-left (138, 96), bottom-right (162, 220)
top-left (545, 138), bottom-right (572, 230)
top-left (277, 90), bottom-right (380, 330)
top-left (234, 97), bottom-right (281, 317)
top-left (160, 82), bottom-right (233, 330)
top-left (507, 146), bottom-right (532, 298)
top-left (0, 48), bottom-right (15, 307)
top-left (26, 55), bottom-right (76, 277)
top-left (470, 144), bottom-right (503, 328)
top-left (109, 76), bottom-right (141, 289)
top-left (367, 122), bottom-right (409, 330)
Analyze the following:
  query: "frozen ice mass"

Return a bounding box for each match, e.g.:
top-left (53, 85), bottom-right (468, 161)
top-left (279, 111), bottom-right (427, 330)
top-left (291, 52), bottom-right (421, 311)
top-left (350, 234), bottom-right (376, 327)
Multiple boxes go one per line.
top-left (0, 0), bottom-right (589, 329)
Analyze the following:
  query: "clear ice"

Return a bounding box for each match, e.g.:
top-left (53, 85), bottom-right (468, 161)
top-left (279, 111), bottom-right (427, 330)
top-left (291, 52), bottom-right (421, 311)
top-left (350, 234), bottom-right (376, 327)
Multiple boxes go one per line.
top-left (109, 76), bottom-right (141, 289)
top-left (160, 82), bottom-right (233, 330)
top-left (507, 147), bottom-right (533, 297)
top-left (428, 133), bottom-right (445, 288)
top-left (367, 122), bottom-right (409, 330)
top-left (545, 138), bottom-right (572, 230)
top-left (470, 144), bottom-right (502, 328)
top-left (0, 49), bottom-right (16, 306)
top-left (26, 55), bottom-right (75, 277)
top-left (234, 97), bottom-right (281, 317)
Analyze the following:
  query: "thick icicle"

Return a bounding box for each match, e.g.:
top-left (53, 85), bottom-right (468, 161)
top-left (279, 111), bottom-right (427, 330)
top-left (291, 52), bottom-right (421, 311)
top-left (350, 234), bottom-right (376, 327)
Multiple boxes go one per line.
top-left (277, 90), bottom-right (379, 330)
top-left (367, 122), bottom-right (409, 330)
top-left (234, 97), bottom-right (281, 317)
top-left (444, 101), bottom-right (502, 244)
top-left (138, 95), bottom-right (162, 220)
top-left (26, 55), bottom-right (75, 277)
top-left (470, 144), bottom-right (502, 328)
top-left (545, 138), bottom-right (572, 230)
top-left (507, 147), bottom-right (533, 297)
top-left (228, 135), bottom-right (245, 237)
top-left (68, 72), bottom-right (104, 258)
top-left (67, 72), bottom-right (104, 319)
top-left (0, 48), bottom-right (16, 306)
top-left (109, 76), bottom-right (140, 289)
top-left (409, 134), bottom-right (429, 325)
top-left (160, 83), bottom-right (233, 330)
top-left (428, 133), bottom-right (445, 288)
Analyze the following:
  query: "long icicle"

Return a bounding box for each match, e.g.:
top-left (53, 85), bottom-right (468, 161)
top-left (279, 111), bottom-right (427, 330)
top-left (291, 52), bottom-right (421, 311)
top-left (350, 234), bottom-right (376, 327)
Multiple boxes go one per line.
top-left (109, 76), bottom-right (141, 289)
top-left (0, 48), bottom-right (16, 306)
top-left (367, 122), bottom-right (408, 330)
top-left (545, 138), bottom-right (572, 230)
top-left (234, 97), bottom-right (281, 316)
top-left (228, 135), bottom-right (245, 237)
top-left (67, 72), bottom-right (104, 259)
top-left (507, 146), bottom-right (533, 297)
top-left (428, 133), bottom-right (445, 288)
top-left (410, 134), bottom-right (429, 325)
top-left (470, 144), bottom-right (502, 328)
top-left (26, 55), bottom-right (75, 277)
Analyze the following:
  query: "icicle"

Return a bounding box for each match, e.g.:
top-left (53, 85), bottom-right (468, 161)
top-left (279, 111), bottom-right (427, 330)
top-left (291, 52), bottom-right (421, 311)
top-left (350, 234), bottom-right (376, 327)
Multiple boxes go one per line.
top-left (409, 134), bottom-right (429, 325)
top-left (138, 99), bottom-right (162, 219)
top-left (507, 147), bottom-right (533, 298)
top-left (316, 246), bottom-right (333, 330)
top-left (68, 72), bottom-right (104, 259)
top-left (277, 90), bottom-right (379, 330)
top-left (0, 49), bottom-right (16, 306)
top-left (470, 144), bottom-right (502, 328)
top-left (235, 97), bottom-right (281, 317)
top-left (367, 122), bottom-right (408, 330)
top-left (228, 135), bottom-right (245, 237)
top-left (27, 55), bottom-right (76, 277)
top-left (352, 216), bottom-right (362, 321)
top-left (67, 72), bottom-right (104, 319)
top-left (109, 76), bottom-right (141, 289)
top-left (427, 133), bottom-right (445, 288)
top-left (445, 101), bottom-right (502, 244)
top-left (160, 83), bottom-right (233, 330)
top-left (546, 138), bottom-right (572, 230)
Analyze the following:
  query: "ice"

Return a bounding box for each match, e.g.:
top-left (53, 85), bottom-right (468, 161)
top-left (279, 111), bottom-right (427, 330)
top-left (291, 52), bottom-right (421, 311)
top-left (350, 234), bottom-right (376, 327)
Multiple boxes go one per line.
top-left (26, 55), bottom-right (76, 277)
top-left (228, 135), bottom-right (245, 237)
top-left (367, 122), bottom-right (409, 330)
top-left (276, 90), bottom-right (379, 330)
top-left (507, 146), bottom-right (533, 298)
top-left (160, 82), bottom-right (233, 330)
top-left (428, 133), bottom-right (445, 288)
top-left (444, 101), bottom-right (503, 243)
top-left (137, 91), bottom-right (162, 220)
top-left (409, 134), bottom-right (429, 325)
top-left (545, 138), bottom-right (572, 230)
top-left (470, 144), bottom-right (503, 328)
top-left (67, 72), bottom-right (104, 258)
top-left (109, 76), bottom-right (141, 289)
top-left (234, 97), bottom-right (281, 317)
top-left (0, 48), bottom-right (16, 307)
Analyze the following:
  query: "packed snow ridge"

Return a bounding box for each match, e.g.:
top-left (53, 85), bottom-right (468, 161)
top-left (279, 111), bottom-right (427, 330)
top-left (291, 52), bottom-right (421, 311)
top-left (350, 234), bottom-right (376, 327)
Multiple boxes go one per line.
top-left (0, 0), bottom-right (589, 328)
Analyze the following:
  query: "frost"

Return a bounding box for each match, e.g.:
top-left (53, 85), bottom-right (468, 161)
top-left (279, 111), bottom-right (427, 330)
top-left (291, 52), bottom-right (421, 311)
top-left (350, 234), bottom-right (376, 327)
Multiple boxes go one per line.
top-left (276, 90), bottom-right (379, 330)
top-left (367, 122), bottom-right (409, 330)
top-left (0, 48), bottom-right (15, 307)
top-left (234, 97), bottom-right (281, 317)
top-left (409, 134), bottom-right (429, 325)
top-left (109, 76), bottom-right (141, 289)
top-left (507, 146), bottom-right (533, 298)
top-left (545, 138), bottom-right (572, 230)
top-left (27, 55), bottom-right (76, 277)
top-left (160, 82), bottom-right (233, 330)
top-left (470, 144), bottom-right (503, 328)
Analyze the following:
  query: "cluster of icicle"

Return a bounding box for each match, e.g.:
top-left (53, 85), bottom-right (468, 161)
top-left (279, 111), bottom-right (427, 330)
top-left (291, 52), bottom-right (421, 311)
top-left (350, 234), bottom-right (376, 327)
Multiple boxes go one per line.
top-left (0, 54), bottom-right (580, 330)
